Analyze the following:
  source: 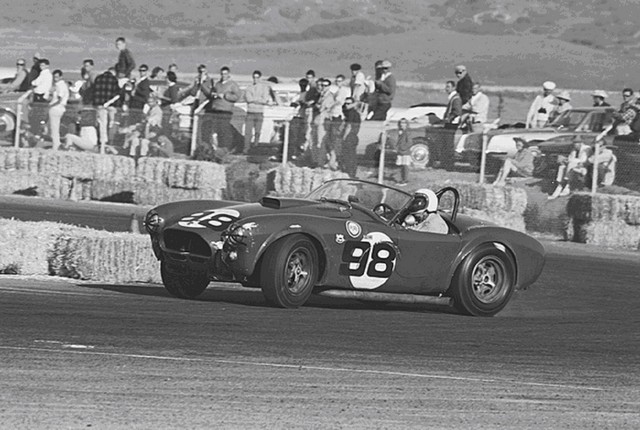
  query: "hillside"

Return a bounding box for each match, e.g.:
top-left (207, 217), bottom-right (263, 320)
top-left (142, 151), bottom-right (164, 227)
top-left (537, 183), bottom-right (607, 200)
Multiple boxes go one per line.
top-left (1, 0), bottom-right (640, 90)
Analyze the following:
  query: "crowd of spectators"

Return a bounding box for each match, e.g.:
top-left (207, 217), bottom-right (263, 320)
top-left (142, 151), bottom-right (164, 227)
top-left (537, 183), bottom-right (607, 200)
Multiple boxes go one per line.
top-left (1, 38), bottom-right (637, 192)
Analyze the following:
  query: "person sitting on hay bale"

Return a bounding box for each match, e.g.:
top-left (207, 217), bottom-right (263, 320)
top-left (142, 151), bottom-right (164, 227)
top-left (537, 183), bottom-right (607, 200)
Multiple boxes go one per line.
top-left (492, 137), bottom-right (536, 186)
top-left (548, 136), bottom-right (592, 199)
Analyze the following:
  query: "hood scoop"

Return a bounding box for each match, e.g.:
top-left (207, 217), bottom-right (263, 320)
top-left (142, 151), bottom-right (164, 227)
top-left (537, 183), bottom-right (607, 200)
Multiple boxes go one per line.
top-left (260, 196), bottom-right (314, 210)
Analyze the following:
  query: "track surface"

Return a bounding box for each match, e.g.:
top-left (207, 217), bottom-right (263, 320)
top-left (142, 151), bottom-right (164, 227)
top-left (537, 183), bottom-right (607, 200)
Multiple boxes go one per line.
top-left (1, 245), bottom-right (640, 429)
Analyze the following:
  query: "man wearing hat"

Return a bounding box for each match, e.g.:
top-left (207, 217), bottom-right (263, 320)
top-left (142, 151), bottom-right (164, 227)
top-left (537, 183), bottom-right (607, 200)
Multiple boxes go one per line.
top-left (550, 90), bottom-right (572, 122)
top-left (526, 81), bottom-right (556, 128)
top-left (369, 59), bottom-right (396, 121)
top-left (592, 90), bottom-right (610, 107)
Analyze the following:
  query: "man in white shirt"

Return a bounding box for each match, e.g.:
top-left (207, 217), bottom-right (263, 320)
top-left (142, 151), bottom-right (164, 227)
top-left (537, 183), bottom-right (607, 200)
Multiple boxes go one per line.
top-left (31, 58), bottom-right (53, 102)
top-left (526, 81), bottom-right (556, 128)
top-left (242, 70), bottom-right (276, 153)
top-left (49, 69), bottom-right (69, 150)
top-left (462, 83), bottom-right (490, 132)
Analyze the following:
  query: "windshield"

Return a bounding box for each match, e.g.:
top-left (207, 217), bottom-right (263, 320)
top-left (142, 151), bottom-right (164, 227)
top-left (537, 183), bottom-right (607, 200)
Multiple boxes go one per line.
top-left (550, 110), bottom-right (587, 130)
top-left (306, 179), bottom-right (413, 214)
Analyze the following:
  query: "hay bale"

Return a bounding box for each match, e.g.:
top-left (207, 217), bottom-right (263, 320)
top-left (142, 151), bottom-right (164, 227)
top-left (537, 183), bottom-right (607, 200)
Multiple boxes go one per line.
top-left (434, 181), bottom-right (527, 214)
top-left (0, 219), bottom-right (73, 275)
top-left (267, 165), bottom-right (349, 198)
top-left (461, 208), bottom-right (526, 232)
top-left (50, 229), bottom-right (161, 283)
top-left (566, 218), bottom-right (640, 250)
top-left (568, 192), bottom-right (640, 225)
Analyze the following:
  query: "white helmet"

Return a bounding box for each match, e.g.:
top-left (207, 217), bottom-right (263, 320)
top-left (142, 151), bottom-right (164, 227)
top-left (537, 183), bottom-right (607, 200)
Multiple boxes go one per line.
top-left (409, 188), bottom-right (438, 216)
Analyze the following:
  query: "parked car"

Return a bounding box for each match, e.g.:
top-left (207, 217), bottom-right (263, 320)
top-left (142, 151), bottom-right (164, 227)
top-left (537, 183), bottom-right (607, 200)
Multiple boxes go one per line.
top-left (453, 106), bottom-right (616, 168)
top-left (144, 178), bottom-right (545, 316)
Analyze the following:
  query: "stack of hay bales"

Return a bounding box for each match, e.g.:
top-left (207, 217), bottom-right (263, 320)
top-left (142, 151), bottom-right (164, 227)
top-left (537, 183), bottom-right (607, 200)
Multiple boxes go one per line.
top-left (0, 147), bottom-right (135, 201)
top-left (50, 228), bottom-right (160, 283)
top-left (134, 157), bottom-right (226, 205)
top-left (566, 192), bottom-right (640, 249)
top-left (0, 219), bottom-right (74, 275)
top-left (0, 148), bottom-right (227, 206)
top-left (224, 159), bottom-right (268, 202)
top-left (433, 182), bottom-right (528, 231)
top-left (0, 216), bottom-right (161, 283)
top-left (267, 164), bottom-right (349, 198)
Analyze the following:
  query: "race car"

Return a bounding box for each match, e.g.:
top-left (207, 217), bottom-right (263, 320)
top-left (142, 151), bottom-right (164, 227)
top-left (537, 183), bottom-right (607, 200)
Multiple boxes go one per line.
top-left (144, 179), bottom-right (545, 316)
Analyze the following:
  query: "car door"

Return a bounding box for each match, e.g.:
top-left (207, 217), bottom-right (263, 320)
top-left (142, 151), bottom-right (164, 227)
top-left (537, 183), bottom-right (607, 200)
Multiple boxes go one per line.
top-left (391, 223), bottom-right (463, 294)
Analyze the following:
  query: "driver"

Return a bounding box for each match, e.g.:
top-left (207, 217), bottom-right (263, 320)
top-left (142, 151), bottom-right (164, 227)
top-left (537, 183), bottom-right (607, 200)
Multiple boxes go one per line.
top-left (402, 188), bottom-right (448, 234)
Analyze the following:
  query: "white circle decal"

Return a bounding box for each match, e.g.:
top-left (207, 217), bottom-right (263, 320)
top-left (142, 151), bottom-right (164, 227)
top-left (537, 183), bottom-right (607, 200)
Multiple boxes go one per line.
top-left (178, 209), bottom-right (240, 230)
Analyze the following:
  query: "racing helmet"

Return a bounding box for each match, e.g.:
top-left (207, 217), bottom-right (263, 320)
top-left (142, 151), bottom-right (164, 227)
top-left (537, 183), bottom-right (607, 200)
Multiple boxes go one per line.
top-left (408, 188), bottom-right (438, 216)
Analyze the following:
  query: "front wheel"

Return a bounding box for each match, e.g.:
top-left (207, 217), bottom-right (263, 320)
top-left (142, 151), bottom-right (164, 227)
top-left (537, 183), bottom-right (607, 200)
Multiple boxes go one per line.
top-left (410, 141), bottom-right (430, 169)
top-left (161, 262), bottom-right (210, 299)
top-left (260, 234), bottom-right (318, 308)
top-left (449, 244), bottom-right (516, 316)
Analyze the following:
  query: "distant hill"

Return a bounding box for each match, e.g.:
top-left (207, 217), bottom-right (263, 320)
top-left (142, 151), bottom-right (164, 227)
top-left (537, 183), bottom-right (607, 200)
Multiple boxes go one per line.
top-left (1, 0), bottom-right (640, 90)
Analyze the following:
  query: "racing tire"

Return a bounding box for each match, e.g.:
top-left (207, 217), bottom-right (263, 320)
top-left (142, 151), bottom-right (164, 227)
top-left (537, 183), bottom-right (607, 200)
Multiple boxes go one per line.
top-left (409, 141), bottom-right (430, 169)
top-left (449, 243), bottom-right (516, 317)
top-left (260, 234), bottom-right (318, 308)
top-left (161, 261), bottom-right (210, 299)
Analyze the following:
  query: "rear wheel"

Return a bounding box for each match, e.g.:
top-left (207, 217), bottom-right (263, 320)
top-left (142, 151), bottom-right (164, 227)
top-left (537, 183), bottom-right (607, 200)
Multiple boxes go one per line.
top-left (410, 141), bottom-right (430, 169)
top-left (0, 108), bottom-right (16, 143)
top-left (260, 234), bottom-right (318, 308)
top-left (449, 244), bottom-right (516, 317)
top-left (161, 262), bottom-right (209, 299)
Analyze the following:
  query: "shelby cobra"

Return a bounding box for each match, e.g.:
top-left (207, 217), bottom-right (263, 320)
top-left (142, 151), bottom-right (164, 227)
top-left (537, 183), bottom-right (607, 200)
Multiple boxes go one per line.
top-left (144, 179), bottom-right (545, 316)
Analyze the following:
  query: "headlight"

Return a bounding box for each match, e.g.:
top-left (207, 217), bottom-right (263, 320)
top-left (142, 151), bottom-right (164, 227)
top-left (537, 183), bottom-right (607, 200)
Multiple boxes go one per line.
top-left (225, 225), bottom-right (249, 246)
top-left (143, 211), bottom-right (164, 234)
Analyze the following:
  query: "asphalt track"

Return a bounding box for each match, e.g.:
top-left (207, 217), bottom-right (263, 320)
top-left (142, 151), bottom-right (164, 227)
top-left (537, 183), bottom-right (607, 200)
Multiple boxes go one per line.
top-left (1, 242), bottom-right (639, 429)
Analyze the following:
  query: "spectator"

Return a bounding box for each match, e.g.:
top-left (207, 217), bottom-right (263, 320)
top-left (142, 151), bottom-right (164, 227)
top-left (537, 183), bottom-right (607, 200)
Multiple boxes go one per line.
top-left (592, 90), bottom-right (610, 107)
top-left (312, 78), bottom-right (334, 167)
top-left (63, 108), bottom-right (98, 152)
top-left (242, 70), bottom-right (276, 153)
top-left (326, 74), bottom-right (350, 168)
top-left (149, 135), bottom-right (175, 158)
top-left (549, 91), bottom-right (572, 122)
top-left (114, 37), bottom-right (136, 80)
top-left (0, 58), bottom-right (29, 93)
top-left (548, 137), bottom-right (592, 199)
top-left (526, 81), bottom-right (556, 128)
top-left (370, 59), bottom-right (396, 120)
top-left (365, 60), bottom-right (383, 120)
top-left (461, 83), bottom-right (489, 132)
top-left (202, 66), bottom-right (241, 151)
top-left (151, 66), bottom-right (166, 80)
top-left (181, 64), bottom-right (213, 109)
top-left (124, 95), bottom-right (163, 157)
top-left (93, 67), bottom-right (120, 147)
top-left (161, 71), bottom-right (180, 106)
top-left (27, 53), bottom-right (41, 87)
top-left (349, 63), bottom-right (367, 115)
top-left (78, 67), bottom-right (94, 106)
top-left (83, 59), bottom-right (98, 84)
top-left (443, 80), bottom-right (462, 126)
top-left (267, 76), bottom-right (279, 84)
top-left (395, 118), bottom-right (412, 186)
top-left (167, 63), bottom-right (178, 74)
top-left (129, 64), bottom-right (152, 123)
top-left (610, 88), bottom-right (639, 135)
top-left (48, 69), bottom-right (69, 150)
top-left (31, 58), bottom-right (53, 102)
top-left (454, 64), bottom-right (473, 105)
top-left (341, 96), bottom-right (361, 178)
top-left (588, 143), bottom-right (617, 186)
top-left (492, 137), bottom-right (536, 185)
top-left (289, 78), bottom-right (310, 158)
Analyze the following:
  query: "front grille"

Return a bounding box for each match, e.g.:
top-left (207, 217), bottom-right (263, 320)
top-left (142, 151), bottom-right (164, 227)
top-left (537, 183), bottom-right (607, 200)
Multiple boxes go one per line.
top-left (163, 229), bottom-right (212, 257)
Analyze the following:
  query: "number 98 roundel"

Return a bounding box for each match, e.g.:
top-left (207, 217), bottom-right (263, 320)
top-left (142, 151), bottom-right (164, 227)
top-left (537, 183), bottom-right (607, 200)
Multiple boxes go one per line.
top-left (339, 232), bottom-right (397, 290)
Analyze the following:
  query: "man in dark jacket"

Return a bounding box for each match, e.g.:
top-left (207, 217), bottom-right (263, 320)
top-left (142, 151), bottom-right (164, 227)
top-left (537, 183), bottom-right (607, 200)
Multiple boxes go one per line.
top-left (370, 59), bottom-right (396, 121)
top-left (114, 37), bottom-right (136, 79)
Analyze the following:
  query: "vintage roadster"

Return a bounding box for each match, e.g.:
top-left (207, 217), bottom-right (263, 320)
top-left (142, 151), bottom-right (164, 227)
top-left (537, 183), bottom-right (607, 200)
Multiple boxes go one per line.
top-left (144, 179), bottom-right (545, 316)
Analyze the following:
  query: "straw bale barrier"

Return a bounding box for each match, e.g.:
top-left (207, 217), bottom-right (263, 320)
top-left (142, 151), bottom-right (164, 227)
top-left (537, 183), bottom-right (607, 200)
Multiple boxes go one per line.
top-left (433, 182), bottom-right (528, 232)
top-left (566, 192), bottom-right (640, 249)
top-left (0, 217), bottom-right (161, 283)
top-left (50, 229), bottom-right (160, 283)
top-left (267, 164), bottom-right (350, 198)
top-left (0, 219), bottom-right (75, 275)
top-left (0, 148), bottom-right (226, 205)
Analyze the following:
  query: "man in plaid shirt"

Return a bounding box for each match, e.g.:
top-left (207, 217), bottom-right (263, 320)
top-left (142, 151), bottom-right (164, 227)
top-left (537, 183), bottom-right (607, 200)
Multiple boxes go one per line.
top-left (93, 67), bottom-right (120, 146)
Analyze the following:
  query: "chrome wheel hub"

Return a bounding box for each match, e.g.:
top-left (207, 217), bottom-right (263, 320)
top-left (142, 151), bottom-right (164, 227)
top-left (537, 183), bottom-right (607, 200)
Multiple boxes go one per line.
top-left (472, 256), bottom-right (506, 304)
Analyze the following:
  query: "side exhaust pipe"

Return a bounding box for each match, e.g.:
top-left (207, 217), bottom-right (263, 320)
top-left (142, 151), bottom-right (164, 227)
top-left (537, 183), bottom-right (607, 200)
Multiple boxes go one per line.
top-left (315, 289), bottom-right (453, 306)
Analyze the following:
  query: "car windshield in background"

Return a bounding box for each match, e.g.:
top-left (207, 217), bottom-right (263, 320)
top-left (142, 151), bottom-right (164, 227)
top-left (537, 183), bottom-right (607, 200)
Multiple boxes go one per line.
top-left (306, 179), bottom-right (412, 213)
top-left (550, 110), bottom-right (587, 130)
